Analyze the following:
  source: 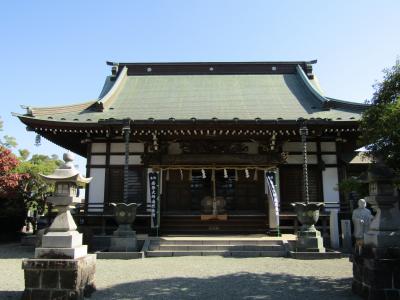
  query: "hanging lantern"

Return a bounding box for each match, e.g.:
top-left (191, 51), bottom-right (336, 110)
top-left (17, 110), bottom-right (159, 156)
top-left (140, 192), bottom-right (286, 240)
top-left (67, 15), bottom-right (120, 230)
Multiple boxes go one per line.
top-left (245, 169), bottom-right (250, 178)
top-left (35, 134), bottom-right (41, 147)
top-left (201, 169), bottom-right (206, 179)
top-left (223, 169), bottom-right (228, 179)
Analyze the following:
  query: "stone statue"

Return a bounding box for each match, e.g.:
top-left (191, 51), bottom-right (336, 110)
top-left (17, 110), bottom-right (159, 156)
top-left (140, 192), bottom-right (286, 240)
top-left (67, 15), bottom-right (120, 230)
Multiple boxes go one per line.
top-left (352, 199), bottom-right (373, 242)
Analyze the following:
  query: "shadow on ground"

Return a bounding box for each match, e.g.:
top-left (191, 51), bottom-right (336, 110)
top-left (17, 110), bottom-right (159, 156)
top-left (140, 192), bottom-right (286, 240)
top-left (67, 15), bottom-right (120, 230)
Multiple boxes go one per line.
top-left (0, 243), bottom-right (34, 259)
top-left (96, 272), bottom-right (360, 300)
top-left (0, 291), bottom-right (21, 299)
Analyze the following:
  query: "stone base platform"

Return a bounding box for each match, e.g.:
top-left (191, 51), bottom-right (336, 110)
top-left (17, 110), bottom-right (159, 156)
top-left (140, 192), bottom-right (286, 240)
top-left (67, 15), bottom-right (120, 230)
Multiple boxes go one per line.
top-left (35, 245), bottom-right (88, 259)
top-left (96, 239), bottom-right (148, 259)
top-left (22, 254), bottom-right (96, 300)
top-left (288, 250), bottom-right (343, 260)
top-left (295, 230), bottom-right (326, 253)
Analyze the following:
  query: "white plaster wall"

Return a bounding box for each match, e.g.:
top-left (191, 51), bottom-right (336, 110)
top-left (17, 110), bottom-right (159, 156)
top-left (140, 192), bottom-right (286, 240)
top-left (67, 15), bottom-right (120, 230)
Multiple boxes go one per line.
top-left (88, 168), bottom-right (105, 212)
top-left (109, 155), bottom-right (142, 165)
top-left (110, 143), bottom-right (144, 153)
top-left (321, 142), bottom-right (336, 152)
top-left (90, 155), bottom-right (106, 165)
top-left (91, 143), bottom-right (107, 153)
top-left (286, 155), bottom-right (317, 164)
top-left (322, 167), bottom-right (340, 207)
top-left (321, 154), bottom-right (337, 164)
top-left (282, 142), bottom-right (316, 152)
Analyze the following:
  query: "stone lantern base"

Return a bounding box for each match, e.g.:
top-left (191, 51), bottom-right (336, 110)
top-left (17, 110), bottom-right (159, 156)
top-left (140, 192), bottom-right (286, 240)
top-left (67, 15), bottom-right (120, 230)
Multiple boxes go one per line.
top-left (352, 246), bottom-right (400, 299)
top-left (296, 229), bottom-right (326, 253)
top-left (21, 254), bottom-right (96, 300)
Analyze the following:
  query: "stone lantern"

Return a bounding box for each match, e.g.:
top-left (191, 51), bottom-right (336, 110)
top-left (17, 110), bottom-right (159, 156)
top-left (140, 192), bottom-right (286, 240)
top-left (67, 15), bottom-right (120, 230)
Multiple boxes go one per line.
top-left (363, 162), bottom-right (400, 248)
top-left (35, 152), bottom-right (92, 259)
top-left (352, 161), bottom-right (400, 299)
top-left (22, 152), bottom-right (96, 300)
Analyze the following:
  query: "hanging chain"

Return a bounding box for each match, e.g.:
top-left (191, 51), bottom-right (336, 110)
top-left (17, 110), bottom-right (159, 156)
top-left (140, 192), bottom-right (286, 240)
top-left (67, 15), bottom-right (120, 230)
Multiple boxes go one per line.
top-left (300, 126), bottom-right (310, 204)
top-left (123, 126), bottom-right (130, 203)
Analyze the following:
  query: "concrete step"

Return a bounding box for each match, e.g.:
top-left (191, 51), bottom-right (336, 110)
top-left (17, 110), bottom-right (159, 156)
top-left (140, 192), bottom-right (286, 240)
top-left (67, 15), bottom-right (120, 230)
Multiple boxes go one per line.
top-left (145, 250), bottom-right (286, 257)
top-left (150, 240), bottom-right (283, 245)
top-left (149, 244), bottom-right (284, 251)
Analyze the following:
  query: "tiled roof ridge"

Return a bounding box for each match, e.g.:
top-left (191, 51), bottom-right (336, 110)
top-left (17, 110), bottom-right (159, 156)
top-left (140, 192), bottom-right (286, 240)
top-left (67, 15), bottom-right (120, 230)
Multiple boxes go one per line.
top-left (324, 97), bottom-right (369, 110)
top-left (295, 65), bottom-right (369, 112)
top-left (94, 66), bottom-right (128, 111)
top-left (23, 100), bottom-right (96, 117)
top-left (106, 60), bottom-right (318, 65)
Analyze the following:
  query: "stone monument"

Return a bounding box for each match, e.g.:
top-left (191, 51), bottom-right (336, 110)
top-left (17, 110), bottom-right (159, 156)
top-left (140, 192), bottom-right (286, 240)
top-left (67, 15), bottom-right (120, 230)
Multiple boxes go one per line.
top-left (352, 162), bottom-right (400, 299)
top-left (352, 198), bottom-right (373, 246)
top-left (22, 152), bottom-right (96, 300)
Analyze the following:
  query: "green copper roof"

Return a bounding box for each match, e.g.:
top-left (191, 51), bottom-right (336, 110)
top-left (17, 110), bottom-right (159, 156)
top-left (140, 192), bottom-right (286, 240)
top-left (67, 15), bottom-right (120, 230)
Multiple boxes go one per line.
top-left (15, 62), bottom-right (367, 124)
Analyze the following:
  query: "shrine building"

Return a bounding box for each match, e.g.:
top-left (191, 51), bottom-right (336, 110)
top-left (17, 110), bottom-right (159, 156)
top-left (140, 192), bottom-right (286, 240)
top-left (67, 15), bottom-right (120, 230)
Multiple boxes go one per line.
top-left (14, 60), bottom-right (369, 235)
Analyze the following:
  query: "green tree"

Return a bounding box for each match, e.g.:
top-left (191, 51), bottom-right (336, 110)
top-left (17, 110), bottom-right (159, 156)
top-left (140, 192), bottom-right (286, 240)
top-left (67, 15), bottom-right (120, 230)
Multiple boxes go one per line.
top-left (360, 61), bottom-right (400, 171)
top-left (0, 146), bottom-right (29, 235)
top-left (0, 117), bottom-right (17, 148)
top-left (18, 149), bottom-right (30, 161)
top-left (0, 118), bottom-right (63, 235)
top-left (16, 154), bottom-right (63, 215)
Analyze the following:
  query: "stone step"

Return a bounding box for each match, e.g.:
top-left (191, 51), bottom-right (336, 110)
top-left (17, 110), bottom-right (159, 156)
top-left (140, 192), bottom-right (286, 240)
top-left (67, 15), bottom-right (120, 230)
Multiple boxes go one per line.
top-left (145, 250), bottom-right (286, 258)
top-left (149, 244), bottom-right (283, 251)
top-left (161, 229), bottom-right (267, 235)
top-left (150, 240), bottom-right (283, 245)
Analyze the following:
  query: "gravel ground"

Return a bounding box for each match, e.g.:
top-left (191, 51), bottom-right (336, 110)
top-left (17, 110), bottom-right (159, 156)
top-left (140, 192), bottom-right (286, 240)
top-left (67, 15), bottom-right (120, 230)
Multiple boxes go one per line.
top-left (0, 243), bottom-right (360, 300)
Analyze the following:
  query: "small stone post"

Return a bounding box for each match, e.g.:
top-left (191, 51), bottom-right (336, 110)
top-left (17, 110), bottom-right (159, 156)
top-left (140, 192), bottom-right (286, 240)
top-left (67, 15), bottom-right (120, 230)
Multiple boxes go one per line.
top-left (329, 209), bottom-right (340, 249)
top-left (22, 153), bottom-right (96, 300)
top-left (352, 162), bottom-right (400, 299)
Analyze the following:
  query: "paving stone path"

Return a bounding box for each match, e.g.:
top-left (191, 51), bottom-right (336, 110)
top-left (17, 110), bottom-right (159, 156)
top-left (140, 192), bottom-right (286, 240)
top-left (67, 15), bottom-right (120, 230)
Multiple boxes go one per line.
top-left (0, 243), bottom-right (360, 300)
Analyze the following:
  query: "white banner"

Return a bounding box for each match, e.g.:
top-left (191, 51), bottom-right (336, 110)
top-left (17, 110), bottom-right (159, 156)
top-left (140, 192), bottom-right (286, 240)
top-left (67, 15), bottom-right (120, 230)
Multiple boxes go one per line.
top-left (266, 172), bottom-right (280, 227)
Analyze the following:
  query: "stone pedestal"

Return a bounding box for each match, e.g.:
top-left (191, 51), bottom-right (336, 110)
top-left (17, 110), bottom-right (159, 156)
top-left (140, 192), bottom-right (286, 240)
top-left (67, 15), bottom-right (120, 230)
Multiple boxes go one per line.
top-left (22, 153), bottom-right (95, 300)
top-left (35, 193), bottom-right (88, 259)
top-left (296, 230), bottom-right (326, 253)
top-left (341, 219), bottom-right (353, 252)
top-left (292, 202), bottom-right (326, 253)
top-left (22, 254), bottom-right (96, 300)
top-left (352, 247), bottom-right (400, 299)
top-left (109, 224), bottom-right (138, 252)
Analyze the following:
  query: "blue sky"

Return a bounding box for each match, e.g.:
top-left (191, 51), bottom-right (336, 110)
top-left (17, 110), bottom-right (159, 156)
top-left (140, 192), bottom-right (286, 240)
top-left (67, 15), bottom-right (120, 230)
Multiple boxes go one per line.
top-left (1, 0), bottom-right (399, 172)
